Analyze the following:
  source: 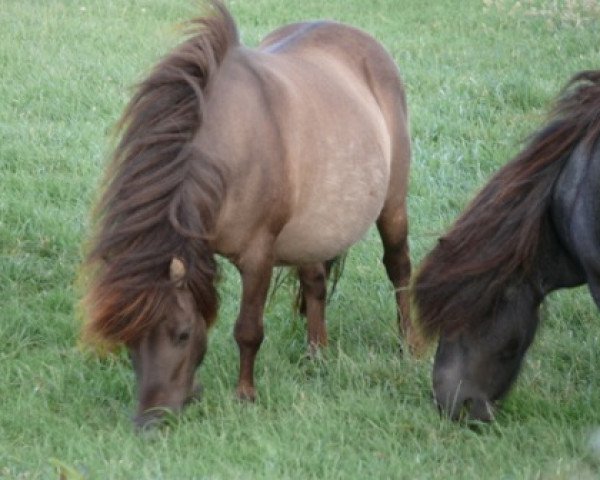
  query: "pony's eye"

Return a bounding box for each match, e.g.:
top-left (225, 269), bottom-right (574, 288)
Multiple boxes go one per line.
top-left (176, 330), bottom-right (191, 344)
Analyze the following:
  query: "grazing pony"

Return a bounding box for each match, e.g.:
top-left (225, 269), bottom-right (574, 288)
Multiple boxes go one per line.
top-left (83, 2), bottom-right (413, 428)
top-left (413, 70), bottom-right (600, 421)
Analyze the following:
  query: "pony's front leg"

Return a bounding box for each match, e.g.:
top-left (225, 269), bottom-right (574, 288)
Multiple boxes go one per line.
top-left (234, 257), bottom-right (273, 401)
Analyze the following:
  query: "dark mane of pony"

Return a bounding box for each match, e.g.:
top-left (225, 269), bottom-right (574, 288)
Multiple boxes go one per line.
top-left (83, 2), bottom-right (238, 344)
top-left (414, 70), bottom-right (600, 338)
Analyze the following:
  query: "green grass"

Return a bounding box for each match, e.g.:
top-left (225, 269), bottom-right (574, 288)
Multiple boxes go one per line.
top-left (1, 0), bottom-right (599, 478)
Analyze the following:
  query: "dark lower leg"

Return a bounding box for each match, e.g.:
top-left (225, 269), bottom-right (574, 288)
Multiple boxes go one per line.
top-left (235, 330), bottom-right (262, 400)
top-left (377, 213), bottom-right (421, 353)
top-left (298, 263), bottom-right (328, 351)
top-left (383, 243), bottom-right (412, 336)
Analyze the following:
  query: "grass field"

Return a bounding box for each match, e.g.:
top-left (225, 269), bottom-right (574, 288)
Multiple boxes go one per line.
top-left (1, 0), bottom-right (599, 478)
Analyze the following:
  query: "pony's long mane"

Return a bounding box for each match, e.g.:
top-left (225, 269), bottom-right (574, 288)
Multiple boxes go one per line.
top-left (414, 70), bottom-right (600, 338)
top-left (83, 2), bottom-right (238, 344)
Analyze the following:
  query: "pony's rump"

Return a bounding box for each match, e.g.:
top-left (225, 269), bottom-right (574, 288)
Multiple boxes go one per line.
top-left (413, 71), bottom-right (600, 339)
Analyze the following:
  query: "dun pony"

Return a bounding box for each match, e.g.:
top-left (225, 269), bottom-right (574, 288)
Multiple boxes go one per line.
top-left (83, 1), bottom-right (413, 428)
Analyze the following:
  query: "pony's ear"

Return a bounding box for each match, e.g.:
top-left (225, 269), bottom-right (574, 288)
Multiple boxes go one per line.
top-left (170, 257), bottom-right (186, 288)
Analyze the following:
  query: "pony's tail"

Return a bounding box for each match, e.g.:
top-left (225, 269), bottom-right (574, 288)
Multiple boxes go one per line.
top-left (414, 71), bottom-right (600, 339)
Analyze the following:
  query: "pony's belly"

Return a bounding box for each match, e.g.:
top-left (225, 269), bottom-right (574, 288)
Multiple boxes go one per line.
top-left (273, 194), bottom-right (385, 265)
top-left (273, 149), bottom-right (389, 264)
top-left (273, 227), bottom-right (357, 265)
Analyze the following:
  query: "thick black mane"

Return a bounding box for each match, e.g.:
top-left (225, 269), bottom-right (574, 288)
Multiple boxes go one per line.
top-left (413, 70), bottom-right (600, 338)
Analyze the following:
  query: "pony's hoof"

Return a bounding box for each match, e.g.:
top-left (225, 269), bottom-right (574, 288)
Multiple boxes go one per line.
top-left (236, 385), bottom-right (256, 402)
top-left (307, 343), bottom-right (327, 360)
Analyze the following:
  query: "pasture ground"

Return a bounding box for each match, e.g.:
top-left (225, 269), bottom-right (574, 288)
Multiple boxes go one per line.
top-left (1, 0), bottom-right (599, 478)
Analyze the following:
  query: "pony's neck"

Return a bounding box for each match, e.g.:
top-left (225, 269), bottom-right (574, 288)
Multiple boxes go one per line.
top-left (537, 220), bottom-right (586, 296)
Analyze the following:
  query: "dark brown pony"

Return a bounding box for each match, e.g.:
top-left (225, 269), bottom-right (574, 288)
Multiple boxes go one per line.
top-left (413, 70), bottom-right (600, 421)
top-left (83, 2), bottom-right (413, 428)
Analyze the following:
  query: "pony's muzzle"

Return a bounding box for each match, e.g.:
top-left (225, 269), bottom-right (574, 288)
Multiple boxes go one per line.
top-left (133, 383), bottom-right (203, 430)
top-left (134, 409), bottom-right (168, 430)
top-left (433, 381), bottom-right (495, 422)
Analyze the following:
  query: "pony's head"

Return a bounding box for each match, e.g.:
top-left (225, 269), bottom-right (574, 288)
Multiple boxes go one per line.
top-left (84, 250), bottom-right (219, 429)
top-left (128, 258), bottom-right (209, 428)
top-left (432, 282), bottom-right (541, 421)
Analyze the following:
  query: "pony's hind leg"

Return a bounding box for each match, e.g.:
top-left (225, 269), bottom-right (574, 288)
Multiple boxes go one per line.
top-left (234, 256), bottom-right (273, 401)
top-left (297, 263), bottom-right (329, 352)
top-left (376, 206), bottom-right (421, 354)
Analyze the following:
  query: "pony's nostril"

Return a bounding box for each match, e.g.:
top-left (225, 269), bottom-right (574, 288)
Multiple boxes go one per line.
top-left (455, 398), bottom-right (474, 421)
top-left (433, 394), bottom-right (445, 416)
top-left (435, 391), bottom-right (494, 424)
top-left (468, 397), bottom-right (495, 422)
top-left (433, 389), bottom-right (468, 421)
